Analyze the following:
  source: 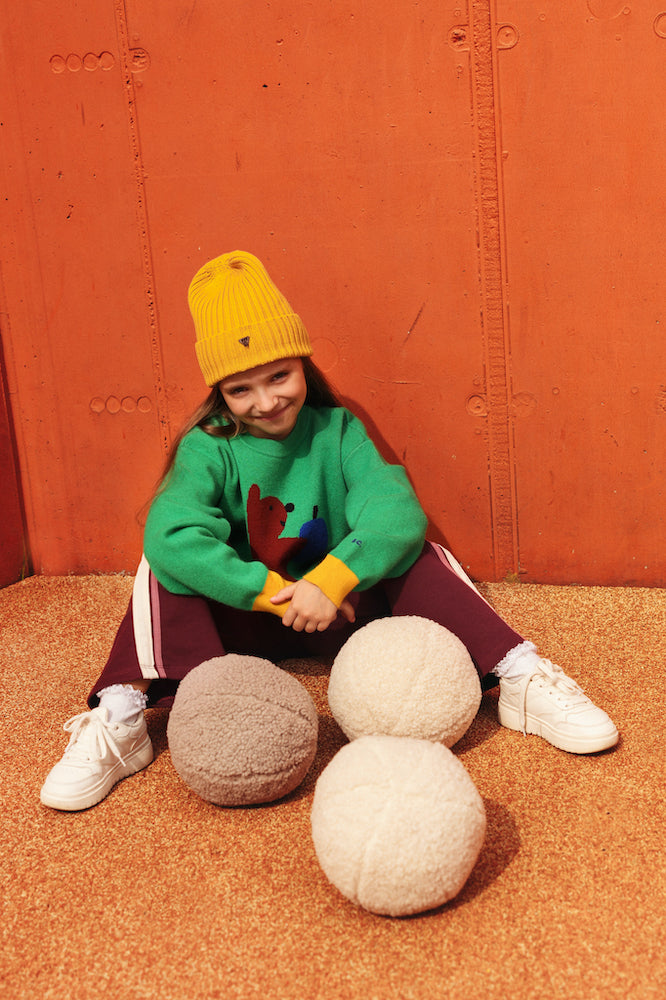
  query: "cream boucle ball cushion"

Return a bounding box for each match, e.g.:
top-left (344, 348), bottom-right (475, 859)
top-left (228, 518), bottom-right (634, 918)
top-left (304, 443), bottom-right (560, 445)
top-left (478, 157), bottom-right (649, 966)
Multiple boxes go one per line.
top-left (167, 655), bottom-right (318, 806)
top-left (311, 735), bottom-right (486, 916)
top-left (327, 616), bottom-right (481, 746)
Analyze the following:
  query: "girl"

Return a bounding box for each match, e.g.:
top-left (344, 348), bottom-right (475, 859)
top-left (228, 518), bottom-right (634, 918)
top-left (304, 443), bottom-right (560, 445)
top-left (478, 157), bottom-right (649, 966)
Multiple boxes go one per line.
top-left (40, 251), bottom-right (618, 811)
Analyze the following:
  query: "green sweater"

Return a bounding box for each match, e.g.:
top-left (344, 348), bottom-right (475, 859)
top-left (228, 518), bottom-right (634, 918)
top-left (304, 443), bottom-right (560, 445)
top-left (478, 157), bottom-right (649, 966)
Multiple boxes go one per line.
top-left (143, 405), bottom-right (428, 616)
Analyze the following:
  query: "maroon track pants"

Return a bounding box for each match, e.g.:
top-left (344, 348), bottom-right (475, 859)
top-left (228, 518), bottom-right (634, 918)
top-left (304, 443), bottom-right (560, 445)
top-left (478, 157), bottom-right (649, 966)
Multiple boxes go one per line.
top-left (89, 542), bottom-right (524, 709)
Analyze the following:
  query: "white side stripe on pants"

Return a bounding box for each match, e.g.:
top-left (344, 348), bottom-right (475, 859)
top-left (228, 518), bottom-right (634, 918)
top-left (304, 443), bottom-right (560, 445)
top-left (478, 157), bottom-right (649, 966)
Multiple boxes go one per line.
top-left (131, 555), bottom-right (160, 680)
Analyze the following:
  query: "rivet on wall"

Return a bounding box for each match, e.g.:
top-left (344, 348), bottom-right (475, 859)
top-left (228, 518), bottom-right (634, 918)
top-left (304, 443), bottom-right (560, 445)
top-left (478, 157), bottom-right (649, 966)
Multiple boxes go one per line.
top-left (448, 26), bottom-right (469, 50)
top-left (49, 50), bottom-right (149, 74)
top-left (89, 396), bottom-right (152, 414)
top-left (50, 53), bottom-right (116, 74)
top-left (466, 395), bottom-right (488, 417)
top-left (497, 25), bottom-right (519, 50)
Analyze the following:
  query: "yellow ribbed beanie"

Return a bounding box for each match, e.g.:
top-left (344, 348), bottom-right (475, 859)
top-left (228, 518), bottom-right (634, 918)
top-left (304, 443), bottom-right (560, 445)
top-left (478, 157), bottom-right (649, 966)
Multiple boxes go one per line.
top-left (188, 251), bottom-right (313, 386)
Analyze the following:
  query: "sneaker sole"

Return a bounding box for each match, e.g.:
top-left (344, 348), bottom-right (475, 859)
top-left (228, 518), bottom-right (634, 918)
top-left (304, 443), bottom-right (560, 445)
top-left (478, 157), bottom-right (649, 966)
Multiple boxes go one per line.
top-left (40, 736), bottom-right (154, 811)
top-left (498, 702), bottom-right (619, 754)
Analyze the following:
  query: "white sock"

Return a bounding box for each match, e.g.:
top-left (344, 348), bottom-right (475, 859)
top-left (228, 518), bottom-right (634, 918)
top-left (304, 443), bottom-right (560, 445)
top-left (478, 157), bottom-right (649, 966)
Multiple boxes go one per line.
top-left (493, 641), bottom-right (540, 680)
top-left (98, 684), bottom-right (148, 723)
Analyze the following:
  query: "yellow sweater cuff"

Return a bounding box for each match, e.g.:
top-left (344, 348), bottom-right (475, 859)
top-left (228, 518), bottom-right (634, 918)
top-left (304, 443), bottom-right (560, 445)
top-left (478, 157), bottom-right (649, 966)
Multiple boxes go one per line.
top-left (303, 555), bottom-right (359, 607)
top-left (252, 570), bottom-right (290, 617)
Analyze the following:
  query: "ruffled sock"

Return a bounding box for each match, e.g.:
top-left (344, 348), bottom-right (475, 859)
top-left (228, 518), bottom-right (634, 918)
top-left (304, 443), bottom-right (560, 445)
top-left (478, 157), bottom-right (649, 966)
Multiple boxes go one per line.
top-left (492, 641), bottom-right (540, 680)
top-left (98, 684), bottom-right (148, 723)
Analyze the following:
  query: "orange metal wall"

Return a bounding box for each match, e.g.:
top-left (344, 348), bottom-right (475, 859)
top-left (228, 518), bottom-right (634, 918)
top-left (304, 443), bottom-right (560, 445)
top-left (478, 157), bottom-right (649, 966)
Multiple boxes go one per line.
top-left (1, 1), bottom-right (665, 586)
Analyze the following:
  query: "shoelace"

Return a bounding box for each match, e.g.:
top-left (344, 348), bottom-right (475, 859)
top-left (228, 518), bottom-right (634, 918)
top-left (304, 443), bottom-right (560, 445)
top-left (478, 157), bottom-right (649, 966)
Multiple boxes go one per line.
top-left (514, 659), bottom-right (586, 734)
top-left (62, 710), bottom-right (128, 767)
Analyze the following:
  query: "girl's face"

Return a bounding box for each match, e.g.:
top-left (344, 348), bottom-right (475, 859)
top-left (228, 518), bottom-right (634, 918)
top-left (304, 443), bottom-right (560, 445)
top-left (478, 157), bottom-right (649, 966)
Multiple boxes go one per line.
top-left (219, 358), bottom-right (308, 440)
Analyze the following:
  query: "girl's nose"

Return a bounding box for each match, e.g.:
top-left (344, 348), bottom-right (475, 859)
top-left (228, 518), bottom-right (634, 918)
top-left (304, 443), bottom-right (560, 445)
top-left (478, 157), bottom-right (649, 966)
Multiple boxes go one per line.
top-left (255, 388), bottom-right (278, 412)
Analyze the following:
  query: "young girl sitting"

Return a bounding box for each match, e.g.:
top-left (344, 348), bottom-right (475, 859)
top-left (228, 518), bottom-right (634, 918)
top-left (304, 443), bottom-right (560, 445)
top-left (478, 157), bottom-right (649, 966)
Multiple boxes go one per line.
top-left (40, 251), bottom-right (618, 811)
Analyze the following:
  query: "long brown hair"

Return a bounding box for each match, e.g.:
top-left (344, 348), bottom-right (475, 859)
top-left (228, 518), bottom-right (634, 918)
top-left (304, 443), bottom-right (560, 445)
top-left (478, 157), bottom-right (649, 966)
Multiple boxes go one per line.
top-left (144, 357), bottom-right (342, 513)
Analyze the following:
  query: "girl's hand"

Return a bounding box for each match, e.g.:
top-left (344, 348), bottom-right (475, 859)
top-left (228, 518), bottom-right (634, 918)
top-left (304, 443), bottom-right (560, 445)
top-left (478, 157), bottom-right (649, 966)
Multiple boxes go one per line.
top-left (271, 580), bottom-right (356, 633)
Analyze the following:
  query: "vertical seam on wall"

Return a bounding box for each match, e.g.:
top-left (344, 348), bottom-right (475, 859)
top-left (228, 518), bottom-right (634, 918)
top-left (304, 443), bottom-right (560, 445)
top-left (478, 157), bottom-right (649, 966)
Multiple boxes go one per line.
top-left (113, 0), bottom-right (170, 455)
top-left (469, 0), bottom-right (519, 578)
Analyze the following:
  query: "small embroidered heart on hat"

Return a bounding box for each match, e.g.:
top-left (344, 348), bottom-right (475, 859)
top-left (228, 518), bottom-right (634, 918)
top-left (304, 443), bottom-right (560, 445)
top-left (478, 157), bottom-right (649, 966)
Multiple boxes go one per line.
top-left (238, 336), bottom-right (250, 348)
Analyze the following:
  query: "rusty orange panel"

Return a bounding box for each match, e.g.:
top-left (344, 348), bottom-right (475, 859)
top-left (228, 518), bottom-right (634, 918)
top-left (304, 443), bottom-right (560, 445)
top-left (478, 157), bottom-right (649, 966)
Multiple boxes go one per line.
top-left (497, 1), bottom-right (666, 584)
top-left (0, 2), bottom-right (170, 573)
top-left (7, 1), bottom-right (664, 586)
top-left (124, 0), bottom-right (496, 574)
top-left (2, 2), bottom-right (498, 578)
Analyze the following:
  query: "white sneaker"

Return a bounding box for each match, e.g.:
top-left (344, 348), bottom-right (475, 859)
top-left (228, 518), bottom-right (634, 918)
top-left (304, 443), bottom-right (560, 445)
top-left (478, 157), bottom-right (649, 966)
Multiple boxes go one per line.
top-left (40, 707), bottom-right (153, 811)
top-left (498, 660), bottom-right (619, 754)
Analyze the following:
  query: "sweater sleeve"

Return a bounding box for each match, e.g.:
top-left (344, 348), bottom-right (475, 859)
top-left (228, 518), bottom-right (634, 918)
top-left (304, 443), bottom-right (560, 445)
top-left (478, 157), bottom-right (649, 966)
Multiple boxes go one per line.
top-left (303, 412), bottom-right (427, 605)
top-left (143, 430), bottom-right (288, 615)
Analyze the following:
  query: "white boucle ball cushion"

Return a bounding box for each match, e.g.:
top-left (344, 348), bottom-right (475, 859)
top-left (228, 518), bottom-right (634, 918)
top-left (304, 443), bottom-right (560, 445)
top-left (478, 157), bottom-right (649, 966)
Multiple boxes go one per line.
top-left (311, 735), bottom-right (486, 916)
top-left (327, 616), bottom-right (481, 746)
top-left (167, 655), bottom-right (318, 806)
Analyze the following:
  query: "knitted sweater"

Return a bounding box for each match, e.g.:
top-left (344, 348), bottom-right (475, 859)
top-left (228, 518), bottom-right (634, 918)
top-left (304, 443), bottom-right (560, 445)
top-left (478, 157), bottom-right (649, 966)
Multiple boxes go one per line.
top-left (143, 405), bottom-right (428, 616)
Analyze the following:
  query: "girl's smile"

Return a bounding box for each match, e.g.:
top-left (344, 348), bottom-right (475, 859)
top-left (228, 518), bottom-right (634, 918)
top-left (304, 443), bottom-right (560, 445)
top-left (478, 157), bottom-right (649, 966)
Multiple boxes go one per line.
top-left (219, 358), bottom-right (308, 440)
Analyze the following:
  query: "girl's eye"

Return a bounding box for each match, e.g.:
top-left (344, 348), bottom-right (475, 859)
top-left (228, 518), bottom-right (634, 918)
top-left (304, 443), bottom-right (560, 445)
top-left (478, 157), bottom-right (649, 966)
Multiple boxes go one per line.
top-left (228, 385), bottom-right (247, 396)
top-left (271, 371), bottom-right (288, 382)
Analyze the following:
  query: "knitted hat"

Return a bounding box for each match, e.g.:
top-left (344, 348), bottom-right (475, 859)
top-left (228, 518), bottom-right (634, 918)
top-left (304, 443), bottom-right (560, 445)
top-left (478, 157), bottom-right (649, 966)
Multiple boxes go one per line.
top-left (188, 251), bottom-right (313, 386)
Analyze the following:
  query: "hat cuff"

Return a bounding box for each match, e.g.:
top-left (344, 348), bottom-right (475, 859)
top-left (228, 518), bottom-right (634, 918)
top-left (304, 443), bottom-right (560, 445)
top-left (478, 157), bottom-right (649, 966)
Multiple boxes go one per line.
top-left (195, 313), bottom-right (312, 386)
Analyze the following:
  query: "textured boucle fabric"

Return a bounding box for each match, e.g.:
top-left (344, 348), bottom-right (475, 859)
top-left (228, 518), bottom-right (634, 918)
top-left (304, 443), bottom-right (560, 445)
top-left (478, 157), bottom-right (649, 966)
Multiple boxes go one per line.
top-left (311, 735), bottom-right (486, 916)
top-left (167, 655), bottom-right (318, 805)
top-left (327, 616), bottom-right (482, 746)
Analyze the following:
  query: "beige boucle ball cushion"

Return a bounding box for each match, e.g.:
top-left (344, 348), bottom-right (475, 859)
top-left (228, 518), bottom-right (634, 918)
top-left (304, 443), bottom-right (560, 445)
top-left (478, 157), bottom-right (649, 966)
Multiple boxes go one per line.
top-left (327, 616), bottom-right (482, 746)
top-left (311, 735), bottom-right (486, 916)
top-left (167, 655), bottom-right (318, 806)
